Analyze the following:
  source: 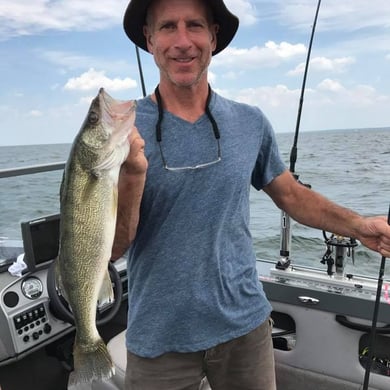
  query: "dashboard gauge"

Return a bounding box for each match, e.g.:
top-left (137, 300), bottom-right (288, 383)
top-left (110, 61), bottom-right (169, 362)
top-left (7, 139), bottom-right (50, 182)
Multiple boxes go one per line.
top-left (21, 277), bottom-right (43, 299)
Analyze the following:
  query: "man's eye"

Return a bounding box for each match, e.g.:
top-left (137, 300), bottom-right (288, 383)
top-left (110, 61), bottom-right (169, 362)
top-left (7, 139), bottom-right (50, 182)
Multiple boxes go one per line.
top-left (161, 23), bottom-right (176, 30)
top-left (188, 21), bottom-right (205, 30)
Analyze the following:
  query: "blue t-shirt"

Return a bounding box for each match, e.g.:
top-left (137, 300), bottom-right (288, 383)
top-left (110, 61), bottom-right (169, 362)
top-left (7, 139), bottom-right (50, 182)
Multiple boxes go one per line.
top-left (126, 91), bottom-right (286, 358)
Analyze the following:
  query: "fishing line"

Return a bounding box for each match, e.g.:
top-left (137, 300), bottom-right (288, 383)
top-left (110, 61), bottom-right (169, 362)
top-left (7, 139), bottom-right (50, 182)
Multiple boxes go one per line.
top-left (362, 204), bottom-right (390, 390)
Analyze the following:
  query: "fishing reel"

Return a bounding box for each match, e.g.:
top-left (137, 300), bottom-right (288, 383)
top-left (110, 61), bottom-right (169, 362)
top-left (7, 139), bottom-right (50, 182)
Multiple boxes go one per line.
top-left (321, 231), bottom-right (358, 277)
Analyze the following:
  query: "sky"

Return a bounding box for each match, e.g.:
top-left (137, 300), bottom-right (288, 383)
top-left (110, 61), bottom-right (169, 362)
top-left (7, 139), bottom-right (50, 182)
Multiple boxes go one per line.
top-left (0, 0), bottom-right (390, 146)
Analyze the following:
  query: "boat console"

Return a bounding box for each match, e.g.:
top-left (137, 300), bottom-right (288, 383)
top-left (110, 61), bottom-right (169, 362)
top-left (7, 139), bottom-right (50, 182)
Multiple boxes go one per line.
top-left (0, 215), bottom-right (128, 367)
top-left (0, 266), bottom-right (73, 364)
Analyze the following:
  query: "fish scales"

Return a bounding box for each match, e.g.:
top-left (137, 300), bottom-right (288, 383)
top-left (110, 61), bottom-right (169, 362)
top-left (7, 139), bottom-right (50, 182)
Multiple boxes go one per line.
top-left (57, 88), bottom-right (136, 387)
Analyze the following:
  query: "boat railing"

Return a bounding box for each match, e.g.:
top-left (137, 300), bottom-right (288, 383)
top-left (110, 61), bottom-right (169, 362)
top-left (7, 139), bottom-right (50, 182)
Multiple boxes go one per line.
top-left (0, 162), bottom-right (66, 179)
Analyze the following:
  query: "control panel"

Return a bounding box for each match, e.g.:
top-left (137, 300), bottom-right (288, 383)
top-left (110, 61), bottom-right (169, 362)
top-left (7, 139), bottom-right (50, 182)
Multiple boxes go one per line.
top-left (0, 256), bottom-right (127, 365)
top-left (0, 267), bottom-right (73, 363)
top-left (13, 303), bottom-right (53, 349)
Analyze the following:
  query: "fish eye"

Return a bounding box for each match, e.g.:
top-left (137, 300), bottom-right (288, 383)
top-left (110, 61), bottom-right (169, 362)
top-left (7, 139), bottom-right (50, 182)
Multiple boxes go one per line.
top-left (88, 111), bottom-right (99, 124)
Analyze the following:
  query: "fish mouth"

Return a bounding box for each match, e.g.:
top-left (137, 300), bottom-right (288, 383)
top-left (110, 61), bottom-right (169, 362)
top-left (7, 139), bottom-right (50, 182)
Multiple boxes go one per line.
top-left (81, 90), bottom-right (136, 174)
top-left (99, 90), bottom-right (135, 163)
top-left (99, 89), bottom-right (136, 143)
top-left (100, 89), bottom-right (136, 122)
top-left (81, 90), bottom-right (136, 152)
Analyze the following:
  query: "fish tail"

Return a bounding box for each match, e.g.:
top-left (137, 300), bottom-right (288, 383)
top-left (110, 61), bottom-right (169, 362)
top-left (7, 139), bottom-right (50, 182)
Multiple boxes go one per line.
top-left (68, 337), bottom-right (115, 387)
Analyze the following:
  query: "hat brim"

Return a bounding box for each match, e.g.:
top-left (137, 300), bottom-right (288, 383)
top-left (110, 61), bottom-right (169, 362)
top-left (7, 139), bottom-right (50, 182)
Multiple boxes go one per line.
top-left (123, 0), bottom-right (239, 56)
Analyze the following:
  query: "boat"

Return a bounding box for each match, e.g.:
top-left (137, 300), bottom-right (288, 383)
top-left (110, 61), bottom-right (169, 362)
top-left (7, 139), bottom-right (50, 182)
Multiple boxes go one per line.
top-left (0, 162), bottom-right (389, 390)
top-left (1, 1), bottom-right (389, 387)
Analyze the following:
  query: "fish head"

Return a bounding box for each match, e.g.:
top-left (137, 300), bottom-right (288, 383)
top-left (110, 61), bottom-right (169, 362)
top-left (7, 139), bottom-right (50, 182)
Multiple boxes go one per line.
top-left (77, 88), bottom-right (136, 176)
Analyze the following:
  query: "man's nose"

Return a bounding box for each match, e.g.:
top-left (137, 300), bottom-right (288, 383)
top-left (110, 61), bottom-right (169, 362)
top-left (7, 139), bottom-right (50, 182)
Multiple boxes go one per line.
top-left (173, 25), bottom-right (193, 50)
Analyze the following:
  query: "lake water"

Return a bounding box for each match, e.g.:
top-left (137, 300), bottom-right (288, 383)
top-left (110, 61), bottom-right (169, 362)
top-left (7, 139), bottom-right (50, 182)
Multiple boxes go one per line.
top-left (1, 127), bottom-right (389, 278)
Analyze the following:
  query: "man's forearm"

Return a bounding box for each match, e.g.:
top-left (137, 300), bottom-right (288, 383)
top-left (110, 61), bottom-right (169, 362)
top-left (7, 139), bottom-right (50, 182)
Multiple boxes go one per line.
top-left (265, 171), bottom-right (364, 239)
top-left (286, 185), bottom-right (363, 238)
top-left (111, 171), bottom-right (146, 260)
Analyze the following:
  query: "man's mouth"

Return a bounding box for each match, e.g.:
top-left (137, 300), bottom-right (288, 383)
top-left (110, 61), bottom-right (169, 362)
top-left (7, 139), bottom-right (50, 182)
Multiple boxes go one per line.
top-left (174, 57), bottom-right (194, 63)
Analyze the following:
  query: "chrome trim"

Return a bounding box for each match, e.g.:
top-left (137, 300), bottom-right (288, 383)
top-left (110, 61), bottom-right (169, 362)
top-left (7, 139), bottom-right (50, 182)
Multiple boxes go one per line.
top-left (0, 162), bottom-right (66, 179)
top-left (298, 296), bottom-right (320, 305)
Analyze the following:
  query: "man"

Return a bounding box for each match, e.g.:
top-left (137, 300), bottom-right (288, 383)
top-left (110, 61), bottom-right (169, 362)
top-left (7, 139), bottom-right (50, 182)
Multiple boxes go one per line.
top-left (112, 0), bottom-right (390, 389)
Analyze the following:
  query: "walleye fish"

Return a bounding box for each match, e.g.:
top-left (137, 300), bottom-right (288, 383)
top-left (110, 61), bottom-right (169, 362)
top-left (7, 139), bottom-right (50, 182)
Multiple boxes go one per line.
top-left (57, 88), bottom-right (136, 387)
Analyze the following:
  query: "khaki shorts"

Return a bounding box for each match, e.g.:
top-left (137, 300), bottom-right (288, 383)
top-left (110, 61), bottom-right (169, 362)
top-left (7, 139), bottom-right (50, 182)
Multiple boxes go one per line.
top-left (125, 318), bottom-right (276, 390)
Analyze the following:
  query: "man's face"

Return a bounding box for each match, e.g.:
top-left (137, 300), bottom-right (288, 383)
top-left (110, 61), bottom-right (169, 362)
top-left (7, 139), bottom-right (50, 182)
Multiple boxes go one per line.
top-left (143, 0), bottom-right (218, 88)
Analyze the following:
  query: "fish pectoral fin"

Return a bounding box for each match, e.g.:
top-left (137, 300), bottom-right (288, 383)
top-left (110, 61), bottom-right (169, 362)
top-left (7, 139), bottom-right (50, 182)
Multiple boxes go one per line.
top-left (97, 269), bottom-right (115, 310)
top-left (91, 146), bottom-right (126, 176)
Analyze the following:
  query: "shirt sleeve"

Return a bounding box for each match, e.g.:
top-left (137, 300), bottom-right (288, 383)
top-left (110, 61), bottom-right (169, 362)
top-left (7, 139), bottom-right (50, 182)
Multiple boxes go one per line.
top-left (251, 111), bottom-right (287, 190)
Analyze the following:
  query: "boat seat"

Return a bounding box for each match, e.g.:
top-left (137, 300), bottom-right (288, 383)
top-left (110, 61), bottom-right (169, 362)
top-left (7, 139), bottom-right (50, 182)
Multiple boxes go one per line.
top-left (106, 330), bottom-right (127, 389)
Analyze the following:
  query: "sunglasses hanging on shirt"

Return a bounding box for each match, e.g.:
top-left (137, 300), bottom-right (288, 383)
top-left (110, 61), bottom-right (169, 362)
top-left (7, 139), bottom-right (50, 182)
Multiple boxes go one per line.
top-left (154, 85), bottom-right (221, 171)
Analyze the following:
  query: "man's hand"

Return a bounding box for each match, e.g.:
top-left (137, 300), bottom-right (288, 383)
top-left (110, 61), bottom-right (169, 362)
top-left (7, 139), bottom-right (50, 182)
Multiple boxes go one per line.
top-left (357, 215), bottom-right (390, 258)
top-left (122, 126), bottom-right (148, 176)
top-left (111, 126), bottom-right (148, 261)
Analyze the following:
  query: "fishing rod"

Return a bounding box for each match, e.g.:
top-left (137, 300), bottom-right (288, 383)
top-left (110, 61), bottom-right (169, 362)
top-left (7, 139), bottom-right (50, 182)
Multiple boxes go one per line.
top-left (362, 204), bottom-right (390, 390)
top-left (277, 0), bottom-right (322, 269)
top-left (135, 45), bottom-right (147, 98)
top-left (290, 0), bottom-right (321, 174)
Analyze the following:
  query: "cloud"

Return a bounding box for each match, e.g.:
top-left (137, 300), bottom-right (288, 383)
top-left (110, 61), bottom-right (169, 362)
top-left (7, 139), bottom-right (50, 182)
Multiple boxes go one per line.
top-left (265, 41), bottom-right (306, 58)
top-left (0, 0), bottom-right (257, 41)
top-left (219, 77), bottom-right (389, 118)
top-left (238, 84), bottom-right (301, 108)
top-left (40, 50), bottom-right (100, 71)
top-left (225, 0), bottom-right (258, 26)
top-left (342, 84), bottom-right (389, 107)
top-left (268, 0), bottom-right (390, 33)
top-left (79, 96), bottom-right (95, 106)
top-left (214, 77), bottom-right (390, 133)
top-left (317, 79), bottom-right (345, 93)
top-left (212, 41), bottom-right (306, 68)
top-left (309, 79), bottom-right (389, 108)
top-left (39, 50), bottom-right (131, 74)
top-left (64, 68), bottom-right (137, 92)
top-left (208, 71), bottom-right (217, 84)
top-left (0, 0), bottom-right (128, 39)
top-left (28, 110), bottom-right (44, 117)
top-left (288, 56), bottom-right (355, 76)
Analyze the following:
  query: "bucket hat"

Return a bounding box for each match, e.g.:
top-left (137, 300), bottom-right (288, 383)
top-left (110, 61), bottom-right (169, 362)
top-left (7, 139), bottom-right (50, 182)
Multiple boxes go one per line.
top-left (123, 0), bottom-right (239, 55)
